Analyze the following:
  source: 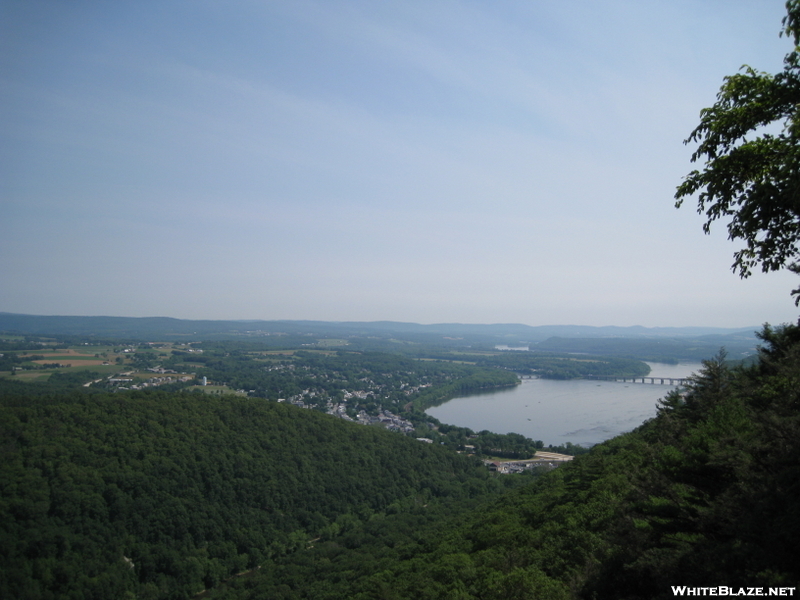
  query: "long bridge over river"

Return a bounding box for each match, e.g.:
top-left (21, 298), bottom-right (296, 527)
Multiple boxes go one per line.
top-left (588, 375), bottom-right (690, 386)
top-left (518, 374), bottom-right (690, 386)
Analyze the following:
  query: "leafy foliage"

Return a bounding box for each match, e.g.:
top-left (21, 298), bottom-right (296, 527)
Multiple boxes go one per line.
top-left (675, 1), bottom-right (800, 301)
top-left (0, 389), bottom-right (522, 599)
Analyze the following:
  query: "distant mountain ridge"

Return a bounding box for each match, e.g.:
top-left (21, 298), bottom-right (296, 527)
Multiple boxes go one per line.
top-left (0, 312), bottom-right (760, 342)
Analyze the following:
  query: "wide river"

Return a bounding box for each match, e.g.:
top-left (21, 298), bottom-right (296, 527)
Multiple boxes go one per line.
top-left (426, 362), bottom-right (703, 447)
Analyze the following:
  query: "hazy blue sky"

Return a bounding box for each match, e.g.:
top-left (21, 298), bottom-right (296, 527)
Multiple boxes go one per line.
top-left (2, 0), bottom-right (799, 327)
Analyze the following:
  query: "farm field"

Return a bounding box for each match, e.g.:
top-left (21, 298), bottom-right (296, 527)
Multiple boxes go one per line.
top-left (29, 351), bottom-right (109, 366)
top-left (0, 340), bottom-right (145, 380)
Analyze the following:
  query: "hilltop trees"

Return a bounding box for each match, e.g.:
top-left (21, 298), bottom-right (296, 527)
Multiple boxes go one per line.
top-left (675, 0), bottom-right (800, 302)
top-left (0, 389), bottom-right (521, 599)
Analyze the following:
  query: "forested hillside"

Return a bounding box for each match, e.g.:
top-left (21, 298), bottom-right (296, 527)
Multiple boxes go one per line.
top-left (0, 389), bottom-right (526, 599)
top-left (534, 334), bottom-right (758, 363)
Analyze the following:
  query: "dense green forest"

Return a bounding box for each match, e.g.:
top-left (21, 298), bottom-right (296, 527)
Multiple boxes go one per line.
top-left (533, 335), bottom-right (758, 364)
top-left (0, 388), bottom-right (531, 599)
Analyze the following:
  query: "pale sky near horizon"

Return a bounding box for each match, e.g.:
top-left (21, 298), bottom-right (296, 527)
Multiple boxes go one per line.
top-left (2, 0), bottom-right (799, 328)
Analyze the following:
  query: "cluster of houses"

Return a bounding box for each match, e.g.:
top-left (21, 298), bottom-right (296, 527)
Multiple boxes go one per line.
top-left (356, 409), bottom-right (415, 432)
top-left (114, 374), bottom-right (195, 390)
top-left (147, 367), bottom-right (178, 374)
top-left (326, 403), bottom-right (415, 433)
top-left (106, 369), bottom-right (194, 390)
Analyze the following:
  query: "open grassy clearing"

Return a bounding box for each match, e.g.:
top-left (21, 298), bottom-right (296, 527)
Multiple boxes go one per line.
top-left (250, 351), bottom-right (333, 361)
top-left (25, 352), bottom-right (102, 358)
top-left (5, 348), bottom-right (61, 355)
top-left (314, 338), bottom-right (348, 347)
top-left (17, 347), bottom-right (112, 357)
top-left (416, 357), bottom-right (477, 364)
top-left (1, 371), bottom-right (51, 382)
top-left (4, 362), bottom-right (126, 380)
top-left (65, 347), bottom-right (113, 356)
top-left (32, 359), bottom-right (109, 366)
top-left (249, 349), bottom-right (338, 357)
top-left (3, 363), bottom-right (122, 379)
top-left (16, 347), bottom-right (126, 368)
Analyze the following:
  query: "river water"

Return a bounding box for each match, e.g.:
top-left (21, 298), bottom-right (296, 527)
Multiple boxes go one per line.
top-left (426, 362), bottom-right (703, 447)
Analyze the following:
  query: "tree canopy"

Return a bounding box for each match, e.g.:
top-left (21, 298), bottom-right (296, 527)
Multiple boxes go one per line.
top-left (675, 0), bottom-right (800, 302)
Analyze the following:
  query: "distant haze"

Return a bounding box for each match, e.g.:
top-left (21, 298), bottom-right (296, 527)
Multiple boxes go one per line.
top-left (0, 313), bottom-right (763, 361)
top-left (2, 1), bottom-right (798, 327)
